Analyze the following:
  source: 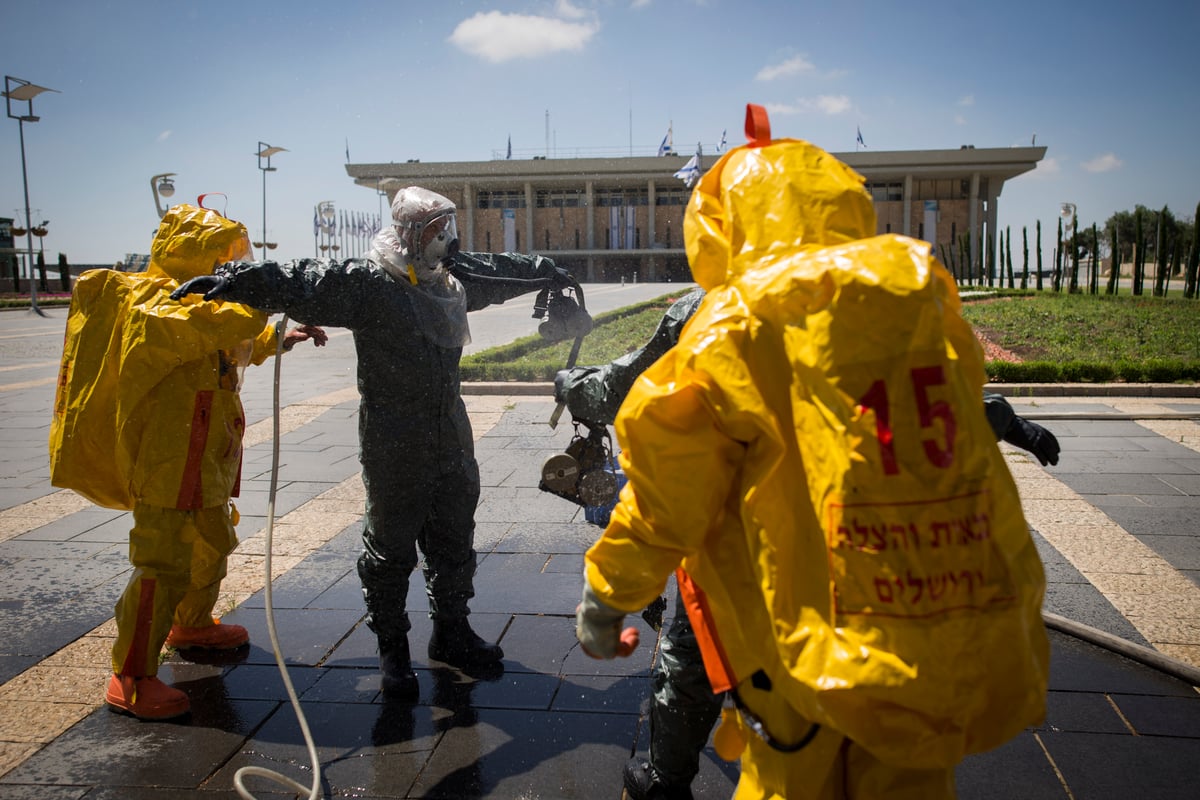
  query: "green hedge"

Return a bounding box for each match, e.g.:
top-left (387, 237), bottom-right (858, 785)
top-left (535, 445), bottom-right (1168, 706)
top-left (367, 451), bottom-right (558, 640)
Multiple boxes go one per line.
top-left (986, 359), bottom-right (1200, 384)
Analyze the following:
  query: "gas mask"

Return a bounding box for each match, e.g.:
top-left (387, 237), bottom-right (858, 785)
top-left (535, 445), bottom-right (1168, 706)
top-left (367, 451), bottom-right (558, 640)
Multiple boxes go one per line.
top-left (401, 211), bottom-right (460, 285)
top-left (539, 422), bottom-right (619, 510)
top-left (532, 284), bottom-right (593, 342)
top-left (385, 186), bottom-right (462, 286)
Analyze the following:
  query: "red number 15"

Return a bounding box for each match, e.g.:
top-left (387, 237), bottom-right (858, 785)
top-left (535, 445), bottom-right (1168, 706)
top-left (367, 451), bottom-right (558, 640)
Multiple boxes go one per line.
top-left (857, 365), bottom-right (957, 475)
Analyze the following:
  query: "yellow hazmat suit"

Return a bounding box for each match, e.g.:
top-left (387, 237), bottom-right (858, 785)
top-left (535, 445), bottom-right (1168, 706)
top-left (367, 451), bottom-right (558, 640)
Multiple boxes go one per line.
top-left (582, 107), bottom-right (1049, 799)
top-left (50, 205), bottom-right (276, 678)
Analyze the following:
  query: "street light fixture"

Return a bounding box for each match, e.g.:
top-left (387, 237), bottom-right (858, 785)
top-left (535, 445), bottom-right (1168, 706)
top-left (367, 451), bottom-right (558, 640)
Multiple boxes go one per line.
top-left (32, 219), bottom-right (48, 253)
top-left (257, 141), bottom-right (286, 260)
top-left (151, 172), bottom-right (176, 219)
top-left (4, 75), bottom-right (59, 317)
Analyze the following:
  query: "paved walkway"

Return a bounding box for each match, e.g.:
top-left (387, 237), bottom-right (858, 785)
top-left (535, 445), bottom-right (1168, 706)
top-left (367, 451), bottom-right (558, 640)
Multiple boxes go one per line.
top-left (0, 294), bottom-right (1198, 798)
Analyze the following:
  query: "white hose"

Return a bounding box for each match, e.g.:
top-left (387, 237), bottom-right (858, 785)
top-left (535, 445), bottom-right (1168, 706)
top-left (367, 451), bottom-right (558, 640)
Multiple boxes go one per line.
top-left (234, 315), bottom-right (325, 800)
top-left (1043, 611), bottom-right (1200, 686)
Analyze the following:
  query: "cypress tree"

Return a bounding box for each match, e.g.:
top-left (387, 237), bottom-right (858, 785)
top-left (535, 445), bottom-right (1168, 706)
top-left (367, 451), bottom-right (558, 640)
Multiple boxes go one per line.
top-left (1153, 207), bottom-right (1168, 296)
top-left (1056, 217), bottom-right (1065, 292)
top-left (1185, 201), bottom-right (1200, 299)
top-left (1005, 226), bottom-right (1014, 287)
top-left (1021, 226), bottom-right (1029, 289)
top-left (1107, 225), bottom-right (1119, 295)
top-left (986, 233), bottom-right (995, 287)
top-left (57, 253), bottom-right (70, 293)
top-left (1133, 209), bottom-right (1144, 295)
top-left (995, 229), bottom-right (1002, 287)
top-left (1036, 220), bottom-right (1044, 291)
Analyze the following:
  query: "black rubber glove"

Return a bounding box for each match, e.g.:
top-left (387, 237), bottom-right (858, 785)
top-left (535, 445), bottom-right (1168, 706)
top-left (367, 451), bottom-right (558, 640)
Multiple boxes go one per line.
top-left (170, 274), bottom-right (230, 302)
top-left (554, 369), bottom-right (571, 405)
top-left (1003, 417), bottom-right (1060, 466)
top-left (551, 266), bottom-right (575, 289)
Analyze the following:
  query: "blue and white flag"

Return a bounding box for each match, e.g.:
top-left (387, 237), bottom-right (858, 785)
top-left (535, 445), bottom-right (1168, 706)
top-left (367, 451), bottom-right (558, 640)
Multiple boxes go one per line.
top-left (674, 153), bottom-right (701, 188)
top-left (313, 208), bottom-right (320, 236)
top-left (506, 135), bottom-right (512, 160)
top-left (657, 124), bottom-right (672, 156)
top-left (717, 129), bottom-right (727, 153)
top-left (856, 126), bottom-right (866, 148)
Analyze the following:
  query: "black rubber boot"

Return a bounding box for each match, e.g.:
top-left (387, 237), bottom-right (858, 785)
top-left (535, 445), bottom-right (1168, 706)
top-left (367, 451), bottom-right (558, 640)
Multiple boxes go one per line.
top-left (379, 636), bottom-right (419, 700)
top-left (428, 618), bottom-right (503, 668)
top-left (622, 757), bottom-right (695, 800)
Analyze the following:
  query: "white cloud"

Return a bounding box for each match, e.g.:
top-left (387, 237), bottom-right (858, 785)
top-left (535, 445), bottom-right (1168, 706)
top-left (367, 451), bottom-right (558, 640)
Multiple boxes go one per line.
top-left (959, 94), bottom-right (974, 106)
top-left (1081, 153), bottom-right (1123, 173)
top-left (756, 55), bottom-right (816, 81)
top-left (449, 10), bottom-right (599, 63)
top-left (766, 95), bottom-right (852, 116)
top-left (556, 0), bottom-right (590, 19)
top-left (954, 114), bottom-right (967, 125)
top-left (630, 0), bottom-right (653, 8)
top-left (157, 130), bottom-right (171, 142)
top-left (816, 95), bottom-right (851, 115)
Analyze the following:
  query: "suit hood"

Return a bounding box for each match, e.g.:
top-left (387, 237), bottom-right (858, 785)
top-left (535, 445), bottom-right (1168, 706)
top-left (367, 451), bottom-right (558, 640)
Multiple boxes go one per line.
top-left (147, 204), bottom-right (251, 284)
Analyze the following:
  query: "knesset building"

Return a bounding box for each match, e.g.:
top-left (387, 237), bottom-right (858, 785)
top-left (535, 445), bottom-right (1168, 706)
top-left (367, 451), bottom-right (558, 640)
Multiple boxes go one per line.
top-left (346, 144), bottom-right (1045, 284)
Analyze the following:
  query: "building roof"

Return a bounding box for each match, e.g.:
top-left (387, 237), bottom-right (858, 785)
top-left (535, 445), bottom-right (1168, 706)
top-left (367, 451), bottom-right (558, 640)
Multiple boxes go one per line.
top-left (345, 146), bottom-right (1047, 196)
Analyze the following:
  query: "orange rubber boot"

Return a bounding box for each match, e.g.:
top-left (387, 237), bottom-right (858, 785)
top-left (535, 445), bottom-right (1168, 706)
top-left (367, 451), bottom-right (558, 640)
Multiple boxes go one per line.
top-left (166, 620), bottom-right (249, 650)
top-left (106, 674), bottom-right (190, 720)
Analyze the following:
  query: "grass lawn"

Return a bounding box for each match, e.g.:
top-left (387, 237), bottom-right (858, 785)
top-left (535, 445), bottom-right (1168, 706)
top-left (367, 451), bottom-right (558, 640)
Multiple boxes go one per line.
top-left (461, 288), bottom-right (1200, 384)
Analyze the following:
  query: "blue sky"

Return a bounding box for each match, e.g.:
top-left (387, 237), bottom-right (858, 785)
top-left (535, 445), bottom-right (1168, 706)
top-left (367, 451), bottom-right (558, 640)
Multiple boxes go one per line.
top-left (2, 0), bottom-right (1197, 266)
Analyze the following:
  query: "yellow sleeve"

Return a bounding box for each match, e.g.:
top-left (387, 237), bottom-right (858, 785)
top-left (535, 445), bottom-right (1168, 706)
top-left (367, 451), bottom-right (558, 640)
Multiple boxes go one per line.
top-left (585, 316), bottom-right (766, 613)
top-left (249, 321), bottom-right (280, 366)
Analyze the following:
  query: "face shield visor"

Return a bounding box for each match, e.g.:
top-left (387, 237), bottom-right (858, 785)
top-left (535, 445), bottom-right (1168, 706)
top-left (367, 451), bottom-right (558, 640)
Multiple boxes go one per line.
top-left (399, 210), bottom-right (460, 278)
top-left (221, 232), bottom-right (253, 266)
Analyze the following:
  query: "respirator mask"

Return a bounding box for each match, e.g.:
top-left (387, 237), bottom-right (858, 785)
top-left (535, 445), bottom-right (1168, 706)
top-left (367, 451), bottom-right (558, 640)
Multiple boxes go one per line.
top-left (539, 422), bottom-right (619, 510)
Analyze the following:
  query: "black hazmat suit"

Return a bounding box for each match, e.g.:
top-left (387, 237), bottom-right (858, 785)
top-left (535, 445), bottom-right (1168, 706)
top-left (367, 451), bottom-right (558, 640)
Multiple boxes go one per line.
top-left (201, 251), bottom-right (568, 649)
top-left (555, 286), bottom-right (1060, 796)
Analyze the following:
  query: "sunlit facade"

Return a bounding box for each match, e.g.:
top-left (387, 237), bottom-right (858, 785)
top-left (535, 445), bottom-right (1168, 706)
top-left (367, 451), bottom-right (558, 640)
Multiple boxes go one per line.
top-left (347, 146), bottom-right (1045, 283)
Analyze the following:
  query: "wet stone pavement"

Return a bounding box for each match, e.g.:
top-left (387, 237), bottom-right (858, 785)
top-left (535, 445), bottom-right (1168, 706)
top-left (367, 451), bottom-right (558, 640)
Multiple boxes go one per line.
top-left (1, 399), bottom-right (737, 799)
top-left (1, 300), bottom-right (1199, 797)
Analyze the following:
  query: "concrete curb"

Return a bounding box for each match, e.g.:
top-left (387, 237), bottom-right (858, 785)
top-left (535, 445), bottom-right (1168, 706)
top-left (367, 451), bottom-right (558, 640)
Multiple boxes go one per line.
top-left (985, 383), bottom-right (1200, 398)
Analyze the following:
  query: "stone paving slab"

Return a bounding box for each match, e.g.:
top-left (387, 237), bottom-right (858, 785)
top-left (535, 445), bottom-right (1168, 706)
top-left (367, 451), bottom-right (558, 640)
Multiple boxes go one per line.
top-left (3, 298), bottom-right (1200, 797)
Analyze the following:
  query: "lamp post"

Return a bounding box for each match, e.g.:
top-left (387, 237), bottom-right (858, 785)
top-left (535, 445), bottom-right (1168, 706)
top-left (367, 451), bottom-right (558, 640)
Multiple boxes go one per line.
top-left (4, 76), bottom-right (59, 317)
top-left (151, 172), bottom-right (176, 219)
top-left (1060, 202), bottom-right (1077, 291)
top-left (256, 142), bottom-right (287, 259)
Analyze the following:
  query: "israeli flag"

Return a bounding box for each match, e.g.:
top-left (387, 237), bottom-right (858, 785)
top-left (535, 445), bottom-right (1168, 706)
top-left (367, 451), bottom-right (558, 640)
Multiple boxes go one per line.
top-left (717, 129), bottom-right (727, 153)
top-left (673, 153), bottom-right (701, 187)
top-left (657, 129), bottom-right (670, 157)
